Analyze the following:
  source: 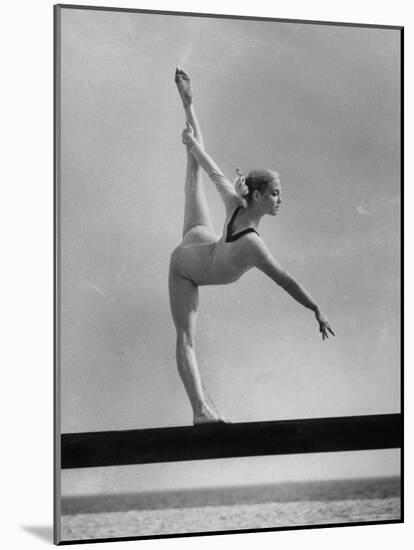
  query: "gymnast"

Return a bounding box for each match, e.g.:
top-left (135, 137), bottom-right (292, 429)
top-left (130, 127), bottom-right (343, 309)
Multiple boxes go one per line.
top-left (169, 67), bottom-right (335, 424)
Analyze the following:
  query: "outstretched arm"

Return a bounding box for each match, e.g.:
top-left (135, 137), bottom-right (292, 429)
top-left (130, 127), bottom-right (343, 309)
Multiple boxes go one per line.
top-left (182, 123), bottom-right (243, 212)
top-left (189, 139), bottom-right (222, 177)
top-left (250, 239), bottom-right (335, 340)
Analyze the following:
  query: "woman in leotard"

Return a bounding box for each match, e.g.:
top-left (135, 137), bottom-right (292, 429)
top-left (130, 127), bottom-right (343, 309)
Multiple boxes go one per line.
top-left (170, 67), bottom-right (335, 424)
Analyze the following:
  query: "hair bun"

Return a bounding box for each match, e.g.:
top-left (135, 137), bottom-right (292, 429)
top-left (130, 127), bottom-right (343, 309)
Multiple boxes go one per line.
top-left (233, 168), bottom-right (249, 198)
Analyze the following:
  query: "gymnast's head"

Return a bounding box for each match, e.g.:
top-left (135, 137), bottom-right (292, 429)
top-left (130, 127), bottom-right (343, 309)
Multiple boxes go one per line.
top-left (234, 168), bottom-right (282, 215)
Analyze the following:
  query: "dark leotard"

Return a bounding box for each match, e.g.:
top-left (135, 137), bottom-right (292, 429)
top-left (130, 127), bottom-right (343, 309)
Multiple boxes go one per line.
top-left (226, 206), bottom-right (259, 242)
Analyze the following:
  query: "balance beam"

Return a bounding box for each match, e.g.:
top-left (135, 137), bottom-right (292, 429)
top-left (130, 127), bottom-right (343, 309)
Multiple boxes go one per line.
top-left (61, 413), bottom-right (401, 469)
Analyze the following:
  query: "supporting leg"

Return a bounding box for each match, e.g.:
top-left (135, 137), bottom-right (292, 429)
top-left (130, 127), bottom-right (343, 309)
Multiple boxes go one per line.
top-left (169, 268), bottom-right (225, 424)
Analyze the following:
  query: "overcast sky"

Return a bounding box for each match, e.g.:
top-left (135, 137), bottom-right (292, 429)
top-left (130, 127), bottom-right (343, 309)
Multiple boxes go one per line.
top-left (59, 8), bottom-right (400, 494)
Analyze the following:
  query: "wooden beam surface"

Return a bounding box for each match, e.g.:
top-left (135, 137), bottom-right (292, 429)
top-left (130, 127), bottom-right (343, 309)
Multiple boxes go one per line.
top-left (61, 413), bottom-right (401, 469)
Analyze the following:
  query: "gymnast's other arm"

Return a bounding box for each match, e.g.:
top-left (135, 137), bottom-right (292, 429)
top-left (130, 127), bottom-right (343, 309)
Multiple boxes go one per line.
top-left (248, 238), bottom-right (335, 341)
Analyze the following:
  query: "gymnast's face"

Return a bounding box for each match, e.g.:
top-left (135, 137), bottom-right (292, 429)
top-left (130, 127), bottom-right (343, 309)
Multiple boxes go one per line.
top-left (261, 174), bottom-right (282, 216)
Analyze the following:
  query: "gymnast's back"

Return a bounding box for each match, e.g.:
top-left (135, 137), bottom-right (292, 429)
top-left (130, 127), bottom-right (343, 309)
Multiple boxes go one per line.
top-left (170, 172), bottom-right (260, 286)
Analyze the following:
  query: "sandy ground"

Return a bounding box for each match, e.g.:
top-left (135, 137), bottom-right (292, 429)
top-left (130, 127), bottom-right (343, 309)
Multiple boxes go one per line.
top-left (61, 497), bottom-right (401, 541)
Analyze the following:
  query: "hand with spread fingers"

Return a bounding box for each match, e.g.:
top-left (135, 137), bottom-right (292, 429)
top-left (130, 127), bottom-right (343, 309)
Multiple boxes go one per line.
top-left (315, 308), bottom-right (335, 341)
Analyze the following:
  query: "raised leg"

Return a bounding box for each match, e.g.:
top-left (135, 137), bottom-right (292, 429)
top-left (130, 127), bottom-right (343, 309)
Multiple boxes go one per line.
top-left (168, 267), bottom-right (225, 424)
top-left (175, 66), bottom-right (204, 146)
top-left (175, 67), bottom-right (213, 236)
top-left (181, 157), bottom-right (214, 237)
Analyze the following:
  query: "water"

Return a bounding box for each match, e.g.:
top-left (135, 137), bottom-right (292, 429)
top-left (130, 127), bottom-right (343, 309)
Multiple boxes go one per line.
top-left (60, 477), bottom-right (401, 541)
